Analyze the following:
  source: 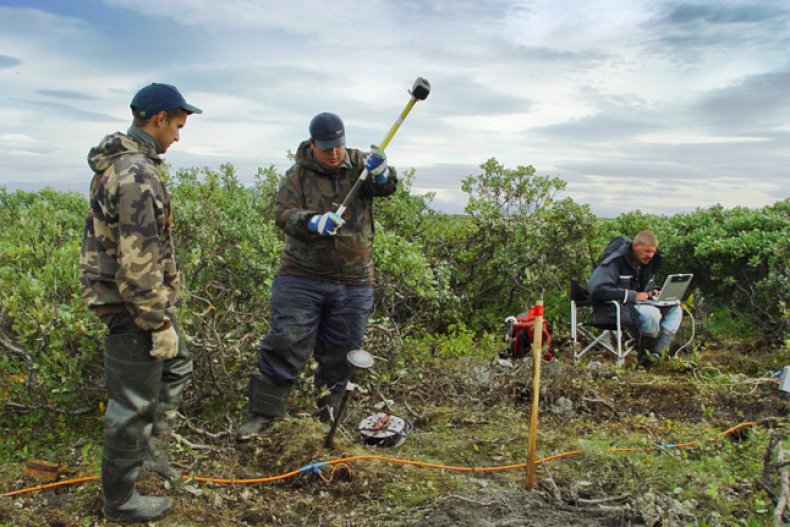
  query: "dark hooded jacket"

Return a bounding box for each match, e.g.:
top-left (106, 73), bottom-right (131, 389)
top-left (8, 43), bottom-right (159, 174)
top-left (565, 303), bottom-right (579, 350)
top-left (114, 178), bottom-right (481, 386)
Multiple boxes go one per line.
top-left (274, 140), bottom-right (397, 286)
top-left (587, 236), bottom-right (662, 327)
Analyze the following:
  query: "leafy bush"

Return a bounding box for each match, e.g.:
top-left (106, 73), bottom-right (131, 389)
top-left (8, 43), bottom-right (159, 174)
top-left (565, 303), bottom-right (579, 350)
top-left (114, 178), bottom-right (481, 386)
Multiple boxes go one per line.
top-left (664, 201), bottom-right (789, 338)
top-left (0, 188), bottom-right (103, 420)
top-left (373, 170), bottom-right (461, 333)
top-left (169, 164), bottom-right (283, 405)
top-left (454, 158), bottom-right (598, 329)
top-left (172, 164), bottom-right (282, 312)
top-left (399, 322), bottom-right (500, 367)
top-left (1, 166), bottom-right (786, 440)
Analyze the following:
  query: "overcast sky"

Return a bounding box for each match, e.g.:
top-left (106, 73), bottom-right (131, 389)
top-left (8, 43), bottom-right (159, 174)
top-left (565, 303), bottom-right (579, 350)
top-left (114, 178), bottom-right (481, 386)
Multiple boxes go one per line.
top-left (1, 0), bottom-right (788, 216)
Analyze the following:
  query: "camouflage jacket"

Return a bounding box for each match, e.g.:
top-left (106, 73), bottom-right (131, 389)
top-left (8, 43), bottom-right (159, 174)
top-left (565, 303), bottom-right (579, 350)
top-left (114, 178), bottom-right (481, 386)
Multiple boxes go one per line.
top-left (276, 140), bottom-right (397, 286)
top-left (79, 132), bottom-right (180, 331)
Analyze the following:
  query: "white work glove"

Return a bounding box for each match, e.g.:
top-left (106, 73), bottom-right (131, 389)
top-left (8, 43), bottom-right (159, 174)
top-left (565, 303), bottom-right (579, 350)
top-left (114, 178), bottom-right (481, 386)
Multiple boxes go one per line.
top-left (150, 325), bottom-right (179, 359)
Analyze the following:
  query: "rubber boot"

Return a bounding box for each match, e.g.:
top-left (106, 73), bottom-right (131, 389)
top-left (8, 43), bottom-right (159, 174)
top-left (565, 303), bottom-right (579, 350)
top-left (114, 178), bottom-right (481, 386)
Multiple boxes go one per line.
top-left (143, 427), bottom-right (178, 481)
top-left (102, 333), bottom-right (172, 522)
top-left (651, 331), bottom-right (675, 359)
top-left (236, 373), bottom-right (291, 441)
top-left (637, 335), bottom-right (657, 369)
top-left (317, 389), bottom-right (346, 424)
top-left (144, 328), bottom-right (192, 480)
top-left (102, 449), bottom-right (171, 522)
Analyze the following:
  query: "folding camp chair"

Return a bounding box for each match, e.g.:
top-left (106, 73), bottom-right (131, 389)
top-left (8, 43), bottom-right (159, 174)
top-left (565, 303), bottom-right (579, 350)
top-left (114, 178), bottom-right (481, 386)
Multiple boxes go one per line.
top-left (570, 280), bottom-right (634, 367)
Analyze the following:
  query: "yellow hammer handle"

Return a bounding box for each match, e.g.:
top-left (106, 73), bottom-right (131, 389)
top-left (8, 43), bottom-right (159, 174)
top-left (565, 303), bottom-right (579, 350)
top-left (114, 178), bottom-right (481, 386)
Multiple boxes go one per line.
top-left (377, 97), bottom-right (417, 151)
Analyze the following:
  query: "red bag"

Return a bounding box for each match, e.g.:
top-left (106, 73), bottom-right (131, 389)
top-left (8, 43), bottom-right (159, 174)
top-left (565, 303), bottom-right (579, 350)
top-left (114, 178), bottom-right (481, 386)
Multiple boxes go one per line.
top-left (510, 306), bottom-right (554, 362)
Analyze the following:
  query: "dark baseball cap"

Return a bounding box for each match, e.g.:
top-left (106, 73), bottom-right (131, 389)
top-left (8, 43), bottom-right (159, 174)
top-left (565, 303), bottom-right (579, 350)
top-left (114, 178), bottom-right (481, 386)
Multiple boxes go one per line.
top-left (309, 112), bottom-right (345, 150)
top-left (130, 83), bottom-right (203, 118)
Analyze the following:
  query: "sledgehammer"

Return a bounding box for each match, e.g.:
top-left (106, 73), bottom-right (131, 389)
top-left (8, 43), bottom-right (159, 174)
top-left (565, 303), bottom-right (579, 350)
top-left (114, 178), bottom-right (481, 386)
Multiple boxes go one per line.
top-left (332, 77), bottom-right (431, 225)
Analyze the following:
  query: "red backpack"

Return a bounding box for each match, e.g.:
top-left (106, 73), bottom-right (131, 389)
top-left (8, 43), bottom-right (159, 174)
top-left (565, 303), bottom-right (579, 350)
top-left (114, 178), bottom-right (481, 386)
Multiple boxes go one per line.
top-left (508, 306), bottom-right (554, 362)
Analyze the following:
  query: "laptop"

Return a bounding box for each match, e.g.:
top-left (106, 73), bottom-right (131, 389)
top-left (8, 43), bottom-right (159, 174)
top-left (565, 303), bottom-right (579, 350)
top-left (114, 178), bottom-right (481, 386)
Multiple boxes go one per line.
top-left (639, 274), bottom-right (693, 307)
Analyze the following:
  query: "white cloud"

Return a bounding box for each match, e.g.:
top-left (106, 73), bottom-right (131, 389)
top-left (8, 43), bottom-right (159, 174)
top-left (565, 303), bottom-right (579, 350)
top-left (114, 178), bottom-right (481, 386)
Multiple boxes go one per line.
top-left (636, 131), bottom-right (767, 145)
top-left (0, 1), bottom-right (787, 218)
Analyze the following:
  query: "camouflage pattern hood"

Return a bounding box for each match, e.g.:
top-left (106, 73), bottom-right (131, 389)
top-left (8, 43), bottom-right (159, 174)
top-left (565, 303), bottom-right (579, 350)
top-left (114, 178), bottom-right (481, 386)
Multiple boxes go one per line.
top-left (88, 133), bottom-right (149, 174)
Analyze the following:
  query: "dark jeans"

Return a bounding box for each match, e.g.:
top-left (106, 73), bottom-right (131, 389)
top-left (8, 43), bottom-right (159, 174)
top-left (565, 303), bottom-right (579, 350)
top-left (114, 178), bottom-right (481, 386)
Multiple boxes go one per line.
top-left (258, 275), bottom-right (374, 392)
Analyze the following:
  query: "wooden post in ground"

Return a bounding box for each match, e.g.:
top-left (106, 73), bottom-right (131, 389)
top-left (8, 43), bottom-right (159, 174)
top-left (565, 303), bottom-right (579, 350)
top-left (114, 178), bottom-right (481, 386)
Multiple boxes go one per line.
top-left (525, 300), bottom-right (544, 490)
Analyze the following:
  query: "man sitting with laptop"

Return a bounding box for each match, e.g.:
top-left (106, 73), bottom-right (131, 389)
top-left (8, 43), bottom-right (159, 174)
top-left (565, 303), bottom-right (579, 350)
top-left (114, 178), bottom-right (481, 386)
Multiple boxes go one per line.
top-left (588, 230), bottom-right (686, 367)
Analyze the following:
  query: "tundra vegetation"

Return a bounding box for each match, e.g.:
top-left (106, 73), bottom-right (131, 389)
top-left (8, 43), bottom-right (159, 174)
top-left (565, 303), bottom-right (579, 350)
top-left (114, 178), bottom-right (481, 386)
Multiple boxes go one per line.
top-left (1, 161), bottom-right (788, 526)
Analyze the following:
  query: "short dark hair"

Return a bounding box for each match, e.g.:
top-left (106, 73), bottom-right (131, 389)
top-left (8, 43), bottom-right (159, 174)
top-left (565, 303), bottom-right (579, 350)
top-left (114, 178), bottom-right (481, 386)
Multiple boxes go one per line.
top-left (132, 108), bottom-right (185, 128)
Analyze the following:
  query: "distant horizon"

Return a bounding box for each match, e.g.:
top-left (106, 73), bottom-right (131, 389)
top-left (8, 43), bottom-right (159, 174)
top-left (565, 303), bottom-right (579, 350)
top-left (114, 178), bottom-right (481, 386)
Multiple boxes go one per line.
top-left (4, 173), bottom-right (784, 219)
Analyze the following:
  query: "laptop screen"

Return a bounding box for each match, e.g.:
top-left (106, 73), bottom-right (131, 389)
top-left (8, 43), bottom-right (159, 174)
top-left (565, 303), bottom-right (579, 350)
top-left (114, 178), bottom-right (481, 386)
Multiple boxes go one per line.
top-left (656, 274), bottom-right (693, 301)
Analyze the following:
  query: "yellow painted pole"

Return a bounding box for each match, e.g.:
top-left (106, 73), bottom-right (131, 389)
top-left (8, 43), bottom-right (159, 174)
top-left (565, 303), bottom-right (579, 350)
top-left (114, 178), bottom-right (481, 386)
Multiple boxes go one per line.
top-left (377, 97), bottom-right (417, 151)
top-left (335, 97), bottom-right (414, 217)
top-left (525, 300), bottom-right (544, 490)
top-left (335, 77), bottom-right (429, 220)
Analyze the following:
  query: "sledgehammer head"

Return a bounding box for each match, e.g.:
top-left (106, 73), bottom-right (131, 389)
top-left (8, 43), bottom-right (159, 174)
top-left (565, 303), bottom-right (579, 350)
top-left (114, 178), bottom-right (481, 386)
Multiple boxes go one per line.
top-left (410, 77), bottom-right (431, 100)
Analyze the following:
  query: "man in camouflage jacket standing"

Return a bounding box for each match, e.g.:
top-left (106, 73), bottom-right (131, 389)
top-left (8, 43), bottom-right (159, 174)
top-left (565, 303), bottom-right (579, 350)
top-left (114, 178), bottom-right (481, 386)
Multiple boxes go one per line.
top-left (237, 112), bottom-right (397, 440)
top-left (80, 83), bottom-right (201, 522)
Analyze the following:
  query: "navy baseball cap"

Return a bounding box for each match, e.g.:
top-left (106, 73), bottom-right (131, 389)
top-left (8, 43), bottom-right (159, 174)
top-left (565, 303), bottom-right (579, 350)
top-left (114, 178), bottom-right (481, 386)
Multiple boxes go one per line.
top-left (130, 83), bottom-right (203, 118)
top-left (309, 112), bottom-right (345, 150)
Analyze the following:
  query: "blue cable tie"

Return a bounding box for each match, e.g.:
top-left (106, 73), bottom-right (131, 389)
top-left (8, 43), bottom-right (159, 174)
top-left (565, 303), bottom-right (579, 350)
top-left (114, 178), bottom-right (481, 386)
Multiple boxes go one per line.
top-left (660, 443), bottom-right (677, 449)
top-left (299, 461), bottom-right (328, 474)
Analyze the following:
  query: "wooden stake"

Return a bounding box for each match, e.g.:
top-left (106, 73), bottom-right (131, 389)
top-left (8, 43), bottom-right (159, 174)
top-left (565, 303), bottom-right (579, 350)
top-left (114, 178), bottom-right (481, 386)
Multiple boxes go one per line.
top-left (525, 300), bottom-right (544, 490)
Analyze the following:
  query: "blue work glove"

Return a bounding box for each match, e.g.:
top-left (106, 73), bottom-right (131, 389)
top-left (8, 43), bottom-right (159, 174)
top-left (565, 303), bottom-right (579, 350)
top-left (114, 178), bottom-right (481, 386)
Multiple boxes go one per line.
top-left (308, 211), bottom-right (344, 236)
top-left (365, 145), bottom-right (389, 184)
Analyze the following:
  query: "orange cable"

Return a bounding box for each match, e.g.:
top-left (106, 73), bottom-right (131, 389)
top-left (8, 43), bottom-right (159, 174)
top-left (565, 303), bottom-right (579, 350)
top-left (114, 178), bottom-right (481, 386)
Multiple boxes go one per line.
top-left (190, 468), bottom-right (303, 485)
top-left (0, 420), bottom-right (765, 497)
top-left (1, 476), bottom-right (99, 498)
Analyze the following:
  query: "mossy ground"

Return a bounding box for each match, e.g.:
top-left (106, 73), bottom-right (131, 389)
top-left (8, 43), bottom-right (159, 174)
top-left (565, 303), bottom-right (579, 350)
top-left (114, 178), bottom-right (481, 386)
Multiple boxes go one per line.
top-left (1, 338), bottom-right (788, 526)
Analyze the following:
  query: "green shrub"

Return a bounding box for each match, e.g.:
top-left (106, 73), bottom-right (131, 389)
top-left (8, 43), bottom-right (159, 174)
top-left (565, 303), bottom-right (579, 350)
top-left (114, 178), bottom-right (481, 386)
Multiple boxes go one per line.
top-left (0, 188), bottom-right (104, 443)
top-left (664, 202), bottom-right (789, 339)
top-left (455, 158), bottom-right (598, 330)
top-left (2, 166), bottom-right (785, 439)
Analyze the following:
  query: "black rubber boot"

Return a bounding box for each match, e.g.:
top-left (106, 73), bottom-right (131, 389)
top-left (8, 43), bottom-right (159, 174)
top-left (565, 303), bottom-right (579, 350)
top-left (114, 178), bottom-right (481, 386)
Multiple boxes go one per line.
top-left (651, 331), bottom-right (675, 359)
top-left (143, 429), bottom-right (178, 481)
top-left (102, 450), bottom-right (172, 522)
top-left (236, 373), bottom-right (291, 441)
top-left (102, 333), bottom-right (171, 522)
top-left (637, 335), bottom-right (657, 369)
top-left (144, 326), bottom-right (192, 480)
top-left (317, 389), bottom-right (346, 424)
